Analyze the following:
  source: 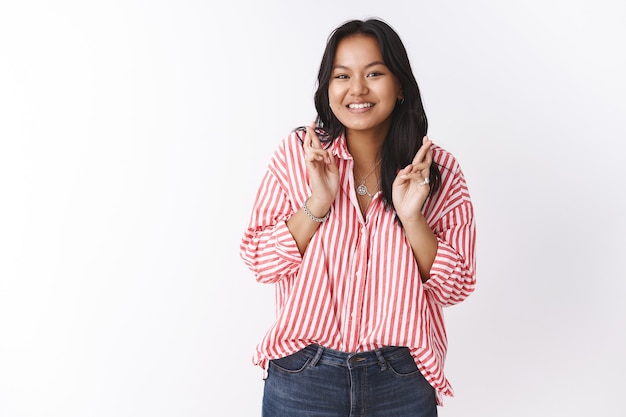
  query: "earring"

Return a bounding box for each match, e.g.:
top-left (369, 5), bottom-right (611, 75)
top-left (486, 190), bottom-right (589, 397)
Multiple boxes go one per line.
top-left (399, 97), bottom-right (405, 104)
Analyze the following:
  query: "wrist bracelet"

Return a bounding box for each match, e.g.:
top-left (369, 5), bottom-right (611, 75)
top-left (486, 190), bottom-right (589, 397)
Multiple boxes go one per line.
top-left (303, 198), bottom-right (330, 223)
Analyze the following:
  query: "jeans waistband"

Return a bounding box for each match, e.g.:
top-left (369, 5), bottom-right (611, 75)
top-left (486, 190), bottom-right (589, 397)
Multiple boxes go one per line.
top-left (300, 344), bottom-right (409, 370)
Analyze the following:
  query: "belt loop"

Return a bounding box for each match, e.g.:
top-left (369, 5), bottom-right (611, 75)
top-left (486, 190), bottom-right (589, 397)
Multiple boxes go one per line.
top-left (310, 344), bottom-right (324, 367)
top-left (375, 349), bottom-right (387, 371)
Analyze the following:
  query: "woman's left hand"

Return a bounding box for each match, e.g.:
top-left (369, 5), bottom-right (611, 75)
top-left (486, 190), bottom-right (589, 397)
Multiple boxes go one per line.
top-left (392, 136), bottom-right (433, 223)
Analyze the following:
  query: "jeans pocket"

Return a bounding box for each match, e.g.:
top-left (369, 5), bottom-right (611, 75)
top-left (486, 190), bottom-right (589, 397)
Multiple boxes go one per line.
top-left (269, 350), bottom-right (312, 374)
top-left (386, 349), bottom-right (421, 377)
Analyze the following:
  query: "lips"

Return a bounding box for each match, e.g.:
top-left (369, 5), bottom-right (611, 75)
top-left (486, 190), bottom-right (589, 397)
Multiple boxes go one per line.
top-left (347, 103), bottom-right (374, 109)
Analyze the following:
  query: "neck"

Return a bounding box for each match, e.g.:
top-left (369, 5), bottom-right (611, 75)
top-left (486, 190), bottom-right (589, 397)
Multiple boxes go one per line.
top-left (348, 137), bottom-right (383, 167)
top-left (345, 125), bottom-right (389, 167)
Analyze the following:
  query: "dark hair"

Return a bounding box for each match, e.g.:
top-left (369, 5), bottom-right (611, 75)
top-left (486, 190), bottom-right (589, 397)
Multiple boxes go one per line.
top-left (313, 18), bottom-right (441, 208)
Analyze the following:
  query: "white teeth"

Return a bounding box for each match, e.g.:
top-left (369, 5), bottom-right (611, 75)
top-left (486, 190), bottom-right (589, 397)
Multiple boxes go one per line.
top-left (348, 103), bottom-right (374, 109)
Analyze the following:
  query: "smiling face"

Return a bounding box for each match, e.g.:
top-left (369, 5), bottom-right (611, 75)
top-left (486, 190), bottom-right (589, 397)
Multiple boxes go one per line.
top-left (328, 34), bottom-right (403, 140)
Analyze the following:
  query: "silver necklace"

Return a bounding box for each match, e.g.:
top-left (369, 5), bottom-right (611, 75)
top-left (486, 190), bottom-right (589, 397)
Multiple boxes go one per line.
top-left (355, 159), bottom-right (381, 197)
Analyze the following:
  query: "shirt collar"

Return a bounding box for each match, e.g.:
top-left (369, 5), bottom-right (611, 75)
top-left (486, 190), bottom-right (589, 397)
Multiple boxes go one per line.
top-left (330, 133), bottom-right (353, 160)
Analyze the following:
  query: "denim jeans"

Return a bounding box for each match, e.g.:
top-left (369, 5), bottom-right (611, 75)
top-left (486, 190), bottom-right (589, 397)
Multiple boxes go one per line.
top-left (262, 344), bottom-right (437, 417)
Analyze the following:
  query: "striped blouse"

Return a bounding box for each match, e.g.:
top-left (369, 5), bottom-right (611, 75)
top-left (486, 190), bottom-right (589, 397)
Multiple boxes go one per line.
top-left (240, 131), bottom-right (476, 403)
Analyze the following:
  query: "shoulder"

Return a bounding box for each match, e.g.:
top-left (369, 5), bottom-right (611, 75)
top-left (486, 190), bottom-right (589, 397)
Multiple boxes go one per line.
top-left (265, 130), bottom-right (307, 182)
top-left (270, 130), bottom-right (305, 161)
top-left (425, 142), bottom-right (474, 219)
top-left (277, 129), bottom-right (303, 151)
top-left (431, 143), bottom-right (463, 175)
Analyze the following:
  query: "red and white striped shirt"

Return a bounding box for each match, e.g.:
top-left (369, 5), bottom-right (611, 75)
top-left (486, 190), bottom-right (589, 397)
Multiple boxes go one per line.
top-left (240, 131), bottom-right (476, 403)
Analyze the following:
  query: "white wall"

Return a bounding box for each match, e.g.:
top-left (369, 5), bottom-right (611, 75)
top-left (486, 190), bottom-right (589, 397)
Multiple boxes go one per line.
top-left (1, 1), bottom-right (624, 416)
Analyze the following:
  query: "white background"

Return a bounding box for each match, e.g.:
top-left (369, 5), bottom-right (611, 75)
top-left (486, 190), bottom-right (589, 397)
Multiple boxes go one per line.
top-left (1, 1), bottom-right (625, 416)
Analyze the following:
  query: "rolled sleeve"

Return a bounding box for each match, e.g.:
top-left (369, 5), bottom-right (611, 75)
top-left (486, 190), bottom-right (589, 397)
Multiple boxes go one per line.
top-left (424, 202), bottom-right (476, 306)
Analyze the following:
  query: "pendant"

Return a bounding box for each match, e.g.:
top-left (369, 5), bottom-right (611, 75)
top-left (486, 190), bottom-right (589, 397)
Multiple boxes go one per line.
top-left (356, 184), bottom-right (368, 196)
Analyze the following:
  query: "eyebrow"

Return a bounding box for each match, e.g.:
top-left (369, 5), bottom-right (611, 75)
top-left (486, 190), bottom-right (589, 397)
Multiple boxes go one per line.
top-left (332, 61), bottom-right (387, 71)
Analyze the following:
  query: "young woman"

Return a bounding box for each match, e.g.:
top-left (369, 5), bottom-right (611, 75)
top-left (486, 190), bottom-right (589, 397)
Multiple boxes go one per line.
top-left (240, 18), bottom-right (476, 417)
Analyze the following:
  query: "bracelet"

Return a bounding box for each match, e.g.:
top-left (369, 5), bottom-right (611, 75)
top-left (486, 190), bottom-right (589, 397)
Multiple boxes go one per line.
top-left (302, 198), bottom-right (330, 223)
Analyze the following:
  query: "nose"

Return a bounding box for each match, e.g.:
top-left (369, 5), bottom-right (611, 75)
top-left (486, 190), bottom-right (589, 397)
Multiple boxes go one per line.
top-left (349, 77), bottom-right (368, 96)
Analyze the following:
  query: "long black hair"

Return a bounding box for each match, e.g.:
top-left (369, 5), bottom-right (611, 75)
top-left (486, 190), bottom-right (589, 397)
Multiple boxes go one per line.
top-left (313, 18), bottom-right (441, 208)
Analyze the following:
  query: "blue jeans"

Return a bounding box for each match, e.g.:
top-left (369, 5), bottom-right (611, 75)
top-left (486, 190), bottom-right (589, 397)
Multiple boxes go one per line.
top-left (262, 344), bottom-right (437, 417)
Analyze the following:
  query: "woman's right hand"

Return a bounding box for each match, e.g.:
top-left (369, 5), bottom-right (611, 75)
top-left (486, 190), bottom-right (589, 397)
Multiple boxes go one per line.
top-left (303, 122), bottom-right (339, 214)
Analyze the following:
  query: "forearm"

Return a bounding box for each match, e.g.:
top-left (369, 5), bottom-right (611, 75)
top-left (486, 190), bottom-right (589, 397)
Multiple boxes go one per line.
top-left (286, 196), bottom-right (331, 255)
top-left (402, 214), bottom-right (438, 282)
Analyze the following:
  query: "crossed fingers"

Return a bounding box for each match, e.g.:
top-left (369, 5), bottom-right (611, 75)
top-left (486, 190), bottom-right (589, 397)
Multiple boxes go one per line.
top-left (304, 123), bottom-right (331, 164)
top-left (406, 136), bottom-right (432, 185)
